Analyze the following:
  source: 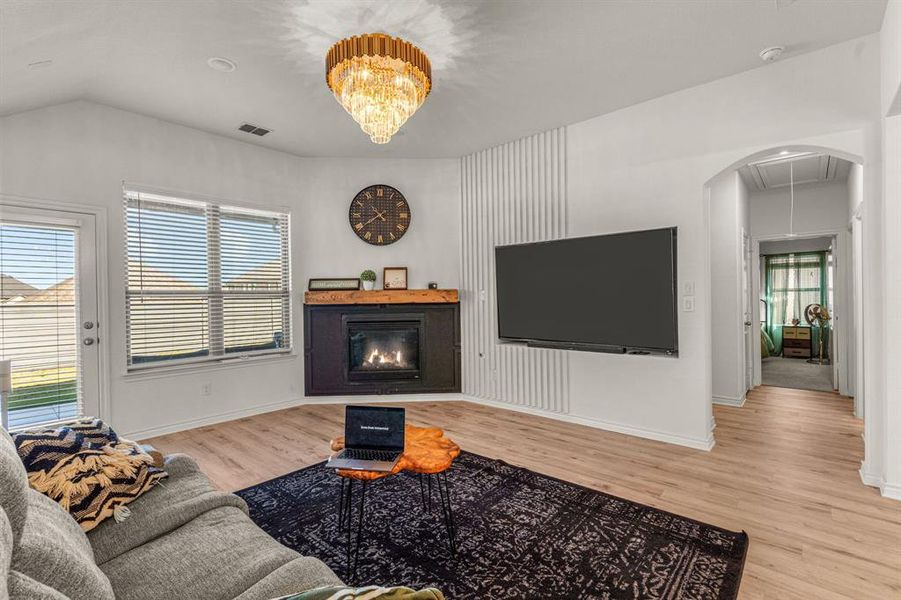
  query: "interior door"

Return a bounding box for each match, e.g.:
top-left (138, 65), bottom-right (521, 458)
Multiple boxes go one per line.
top-left (0, 205), bottom-right (100, 429)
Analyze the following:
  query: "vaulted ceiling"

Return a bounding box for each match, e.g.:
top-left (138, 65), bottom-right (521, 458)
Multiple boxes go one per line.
top-left (0, 0), bottom-right (887, 158)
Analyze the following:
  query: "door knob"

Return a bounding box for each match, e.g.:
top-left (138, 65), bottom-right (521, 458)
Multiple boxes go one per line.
top-left (83, 338), bottom-right (95, 346)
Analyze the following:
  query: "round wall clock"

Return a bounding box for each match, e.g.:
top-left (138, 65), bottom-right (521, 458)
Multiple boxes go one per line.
top-left (348, 184), bottom-right (411, 246)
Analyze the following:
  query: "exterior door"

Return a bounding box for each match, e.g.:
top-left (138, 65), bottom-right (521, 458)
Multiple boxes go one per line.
top-left (0, 205), bottom-right (100, 429)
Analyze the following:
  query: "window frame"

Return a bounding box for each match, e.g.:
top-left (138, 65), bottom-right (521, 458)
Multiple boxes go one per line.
top-left (123, 188), bottom-right (292, 372)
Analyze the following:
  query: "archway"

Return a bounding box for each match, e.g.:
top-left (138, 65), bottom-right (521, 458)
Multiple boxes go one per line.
top-left (703, 144), bottom-right (867, 473)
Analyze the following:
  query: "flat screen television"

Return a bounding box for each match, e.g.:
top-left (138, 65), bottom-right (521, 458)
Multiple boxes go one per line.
top-left (495, 227), bottom-right (678, 355)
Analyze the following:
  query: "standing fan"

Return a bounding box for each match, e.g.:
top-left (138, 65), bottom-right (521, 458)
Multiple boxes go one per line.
top-left (804, 303), bottom-right (831, 365)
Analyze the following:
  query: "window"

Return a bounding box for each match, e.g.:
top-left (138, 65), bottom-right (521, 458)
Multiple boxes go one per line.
top-left (765, 252), bottom-right (827, 325)
top-left (124, 190), bottom-right (290, 370)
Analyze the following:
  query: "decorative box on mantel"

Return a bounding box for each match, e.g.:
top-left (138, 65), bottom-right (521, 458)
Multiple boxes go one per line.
top-left (303, 289), bottom-right (461, 396)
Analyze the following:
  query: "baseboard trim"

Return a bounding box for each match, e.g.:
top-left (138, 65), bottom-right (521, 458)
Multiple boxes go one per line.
top-left (127, 395), bottom-right (308, 440)
top-left (712, 395), bottom-right (746, 407)
top-left (129, 391), bottom-right (714, 453)
top-left (461, 394), bottom-right (715, 452)
top-left (859, 463), bottom-right (882, 488)
top-left (129, 394), bottom-right (463, 440)
top-left (882, 482), bottom-right (901, 500)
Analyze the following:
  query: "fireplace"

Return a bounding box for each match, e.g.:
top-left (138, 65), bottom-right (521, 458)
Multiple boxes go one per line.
top-left (304, 300), bottom-right (460, 396)
top-left (347, 321), bottom-right (421, 381)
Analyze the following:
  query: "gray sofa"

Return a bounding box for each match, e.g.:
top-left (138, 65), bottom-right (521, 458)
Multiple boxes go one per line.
top-left (0, 427), bottom-right (342, 600)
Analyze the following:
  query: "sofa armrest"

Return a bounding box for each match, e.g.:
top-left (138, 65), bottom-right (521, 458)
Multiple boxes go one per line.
top-left (162, 453), bottom-right (201, 478)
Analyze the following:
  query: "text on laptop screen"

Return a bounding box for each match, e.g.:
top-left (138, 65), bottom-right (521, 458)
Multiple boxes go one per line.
top-left (345, 406), bottom-right (405, 450)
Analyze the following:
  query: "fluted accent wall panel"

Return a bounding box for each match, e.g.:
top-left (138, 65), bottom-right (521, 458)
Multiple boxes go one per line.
top-left (461, 128), bottom-right (569, 413)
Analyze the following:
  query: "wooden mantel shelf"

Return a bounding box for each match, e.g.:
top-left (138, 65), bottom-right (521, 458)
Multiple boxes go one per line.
top-left (304, 289), bottom-right (459, 305)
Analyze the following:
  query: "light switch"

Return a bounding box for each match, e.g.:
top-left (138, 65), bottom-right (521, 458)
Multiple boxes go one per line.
top-left (683, 296), bottom-right (695, 312)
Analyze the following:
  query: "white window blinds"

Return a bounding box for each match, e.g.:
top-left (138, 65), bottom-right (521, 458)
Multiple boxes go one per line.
top-left (125, 190), bottom-right (291, 369)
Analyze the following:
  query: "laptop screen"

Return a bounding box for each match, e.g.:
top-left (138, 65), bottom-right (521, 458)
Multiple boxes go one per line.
top-left (345, 406), bottom-right (405, 451)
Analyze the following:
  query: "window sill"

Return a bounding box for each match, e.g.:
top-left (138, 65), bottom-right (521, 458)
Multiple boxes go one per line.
top-left (121, 351), bottom-right (299, 381)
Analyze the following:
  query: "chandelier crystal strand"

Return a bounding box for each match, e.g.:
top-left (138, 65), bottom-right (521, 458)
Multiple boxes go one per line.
top-left (326, 34), bottom-right (431, 144)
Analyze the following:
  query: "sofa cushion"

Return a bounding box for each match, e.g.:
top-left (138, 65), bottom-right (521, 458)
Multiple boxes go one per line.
top-left (11, 488), bottom-right (114, 600)
top-left (233, 558), bottom-right (342, 600)
top-left (101, 505), bottom-right (321, 600)
top-left (1, 506), bottom-right (10, 600)
top-left (89, 454), bottom-right (247, 565)
top-left (7, 570), bottom-right (71, 599)
top-left (0, 428), bottom-right (29, 544)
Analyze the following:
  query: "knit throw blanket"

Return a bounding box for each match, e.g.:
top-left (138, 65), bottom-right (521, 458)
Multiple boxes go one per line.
top-left (277, 586), bottom-right (445, 600)
top-left (12, 418), bottom-right (167, 531)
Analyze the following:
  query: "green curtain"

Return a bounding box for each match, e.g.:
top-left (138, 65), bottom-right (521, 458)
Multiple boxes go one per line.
top-left (763, 252), bottom-right (830, 356)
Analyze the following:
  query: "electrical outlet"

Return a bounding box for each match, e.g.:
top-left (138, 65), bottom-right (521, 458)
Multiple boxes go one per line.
top-left (683, 281), bottom-right (695, 295)
top-left (683, 296), bottom-right (695, 312)
top-left (201, 383), bottom-right (211, 396)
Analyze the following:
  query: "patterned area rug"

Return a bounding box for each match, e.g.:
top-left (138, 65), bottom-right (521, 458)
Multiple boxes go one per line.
top-left (237, 452), bottom-right (747, 599)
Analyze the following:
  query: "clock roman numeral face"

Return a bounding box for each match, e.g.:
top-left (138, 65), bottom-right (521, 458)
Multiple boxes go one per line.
top-left (348, 185), bottom-right (411, 246)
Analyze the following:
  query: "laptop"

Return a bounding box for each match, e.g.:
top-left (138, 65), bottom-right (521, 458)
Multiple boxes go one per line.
top-left (327, 406), bottom-right (405, 472)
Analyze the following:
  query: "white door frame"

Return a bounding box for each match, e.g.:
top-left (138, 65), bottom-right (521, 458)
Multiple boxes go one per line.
top-left (0, 195), bottom-right (110, 423)
top-left (850, 205), bottom-right (864, 417)
top-left (751, 228), bottom-right (851, 395)
top-left (741, 230), bottom-right (754, 394)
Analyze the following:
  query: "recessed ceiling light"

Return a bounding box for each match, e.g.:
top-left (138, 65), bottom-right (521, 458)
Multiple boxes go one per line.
top-left (27, 59), bottom-right (53, 70)
top-left (779, 150), bottom-right (791, 155)
top-left (207, 57), bottom-right (237, 73)
top-left (759, 46), bottom-right (785, 63)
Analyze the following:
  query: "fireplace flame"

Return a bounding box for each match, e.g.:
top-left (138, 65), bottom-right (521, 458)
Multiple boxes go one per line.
top-left (365, 347), bottom-right (407, 368)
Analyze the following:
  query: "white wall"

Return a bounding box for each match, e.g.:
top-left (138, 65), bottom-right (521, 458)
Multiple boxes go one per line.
top-left (882, 0), bottom-right (901, 116)
top-left (0, 101), bottom-right (461, 438)
top-left (880, 114), bottom-right (901, 498)
top-left (867, 2), bottom-right (901, 499)
top-left (749, 180), bottom-right (850, 238)
top-left (710, 171), bottom-right (749, 405)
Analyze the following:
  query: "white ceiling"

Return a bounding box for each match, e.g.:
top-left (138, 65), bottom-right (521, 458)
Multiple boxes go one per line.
top-left (739, 152), bottom-right (854, 191)
top-left (0, 0), bottom-right (887, 158)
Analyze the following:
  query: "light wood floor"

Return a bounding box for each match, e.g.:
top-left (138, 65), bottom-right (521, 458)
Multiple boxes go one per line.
top-left (145, 386), bottom-right (901, 599)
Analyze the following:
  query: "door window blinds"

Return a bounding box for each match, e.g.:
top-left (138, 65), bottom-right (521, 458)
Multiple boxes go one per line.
top-left (125, 191), bottom-right (291, 369)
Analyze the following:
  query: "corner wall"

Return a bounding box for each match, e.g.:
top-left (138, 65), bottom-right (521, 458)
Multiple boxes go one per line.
top-left (710, 171), bottom-right (750, 406)
top-left (0, 101), bottom-right (461, 438)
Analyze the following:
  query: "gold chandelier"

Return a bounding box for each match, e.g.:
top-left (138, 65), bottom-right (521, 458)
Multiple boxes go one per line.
top-left (326, 33), bottom-right (431, 144)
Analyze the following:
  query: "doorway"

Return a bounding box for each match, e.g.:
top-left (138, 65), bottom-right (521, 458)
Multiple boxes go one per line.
top-left (0, 203), bottom-right (101, 429)
top-left (757, 235), bottom-right (837, 393)
top-left (707, 146), bottom-right (864, 404)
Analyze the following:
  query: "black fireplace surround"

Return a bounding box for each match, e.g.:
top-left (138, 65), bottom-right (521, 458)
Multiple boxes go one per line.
top-left (304, 303), bottom-right (461, 395)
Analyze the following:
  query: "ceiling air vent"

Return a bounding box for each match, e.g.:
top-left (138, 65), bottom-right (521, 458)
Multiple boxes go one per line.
top-left (238, 123), bottom-right (272, 136)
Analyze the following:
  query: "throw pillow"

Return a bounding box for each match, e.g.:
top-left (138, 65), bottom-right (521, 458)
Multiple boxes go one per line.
top-left (12, 418), bottom-right (166, 531)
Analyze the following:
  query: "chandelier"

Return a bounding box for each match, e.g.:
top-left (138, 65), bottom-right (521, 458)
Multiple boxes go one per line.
top-left (326, 33), bottom-right (431, 144)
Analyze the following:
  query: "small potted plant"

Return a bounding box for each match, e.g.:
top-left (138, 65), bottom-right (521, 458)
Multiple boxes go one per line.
top-left (360, 269), bottom-right (376, 291)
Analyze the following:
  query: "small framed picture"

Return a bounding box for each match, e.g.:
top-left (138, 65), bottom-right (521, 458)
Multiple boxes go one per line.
top-left (383, 267), bottom-right (408, 290)
top-left (308, 278), bottom-right (361, 291)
